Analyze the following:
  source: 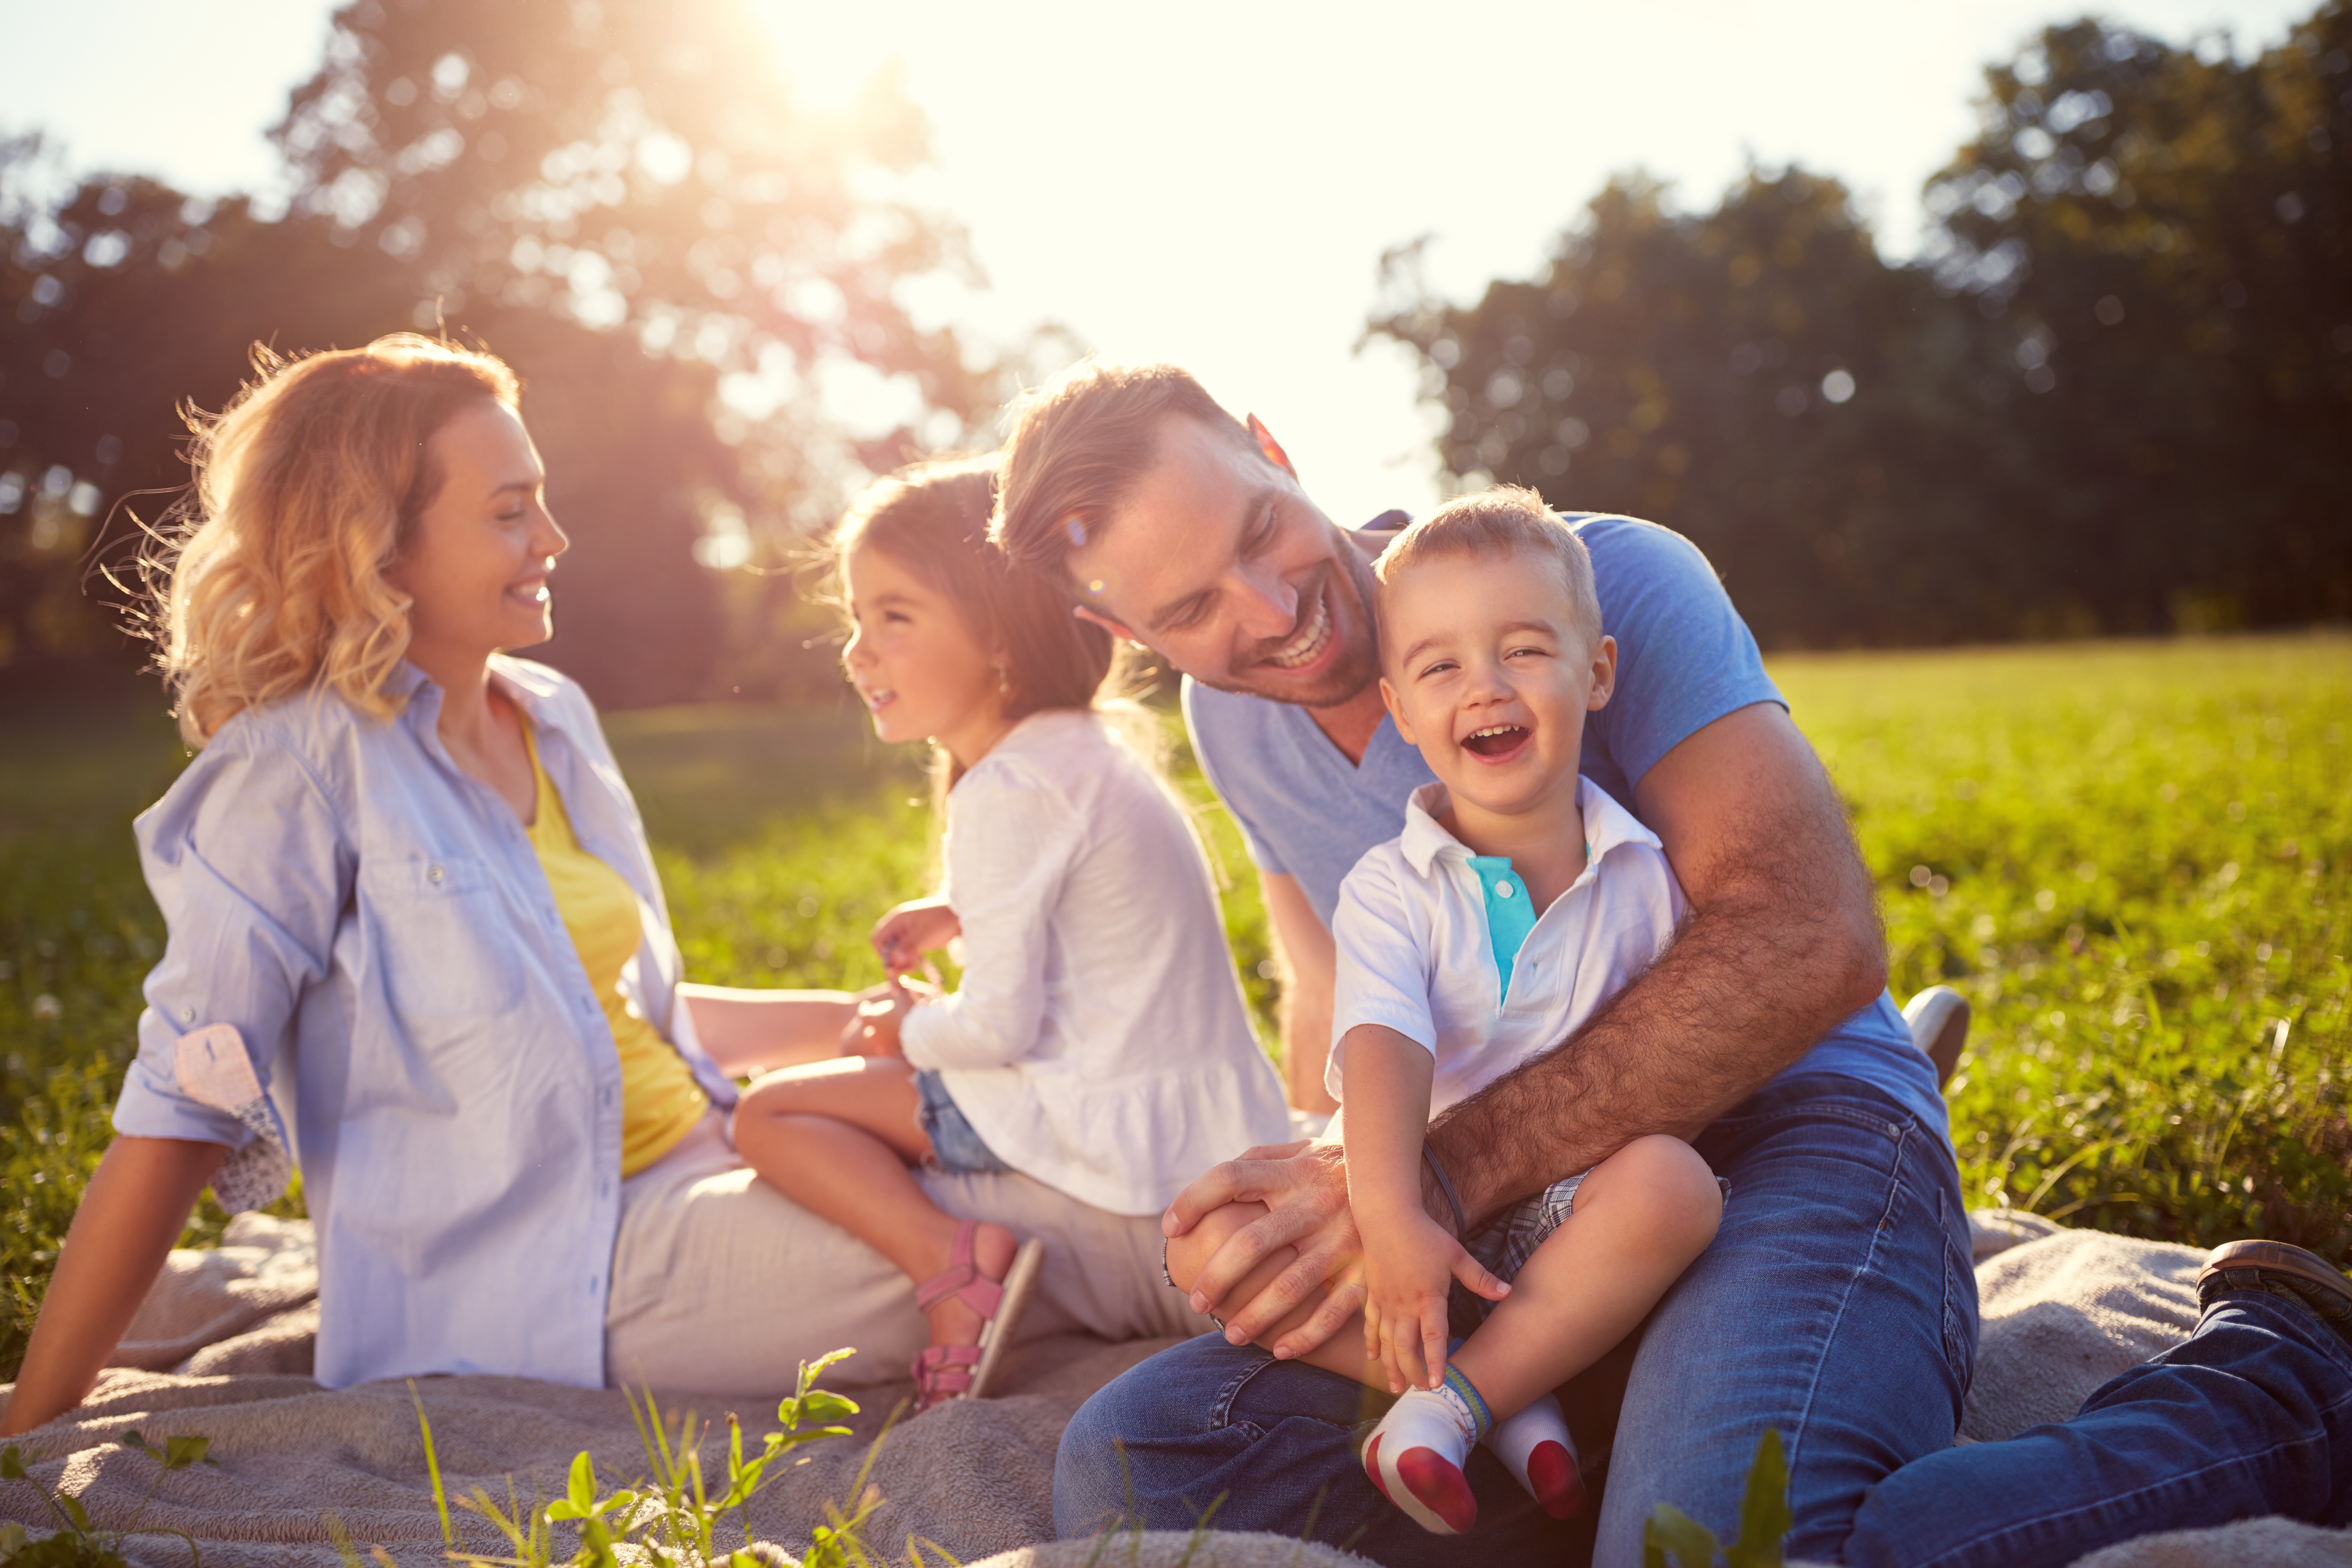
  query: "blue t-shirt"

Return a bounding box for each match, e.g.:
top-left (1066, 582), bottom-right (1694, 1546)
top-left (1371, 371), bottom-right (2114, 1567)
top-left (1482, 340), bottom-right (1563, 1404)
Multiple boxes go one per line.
top-left (1184, 512), bottom-right (1946, 1131)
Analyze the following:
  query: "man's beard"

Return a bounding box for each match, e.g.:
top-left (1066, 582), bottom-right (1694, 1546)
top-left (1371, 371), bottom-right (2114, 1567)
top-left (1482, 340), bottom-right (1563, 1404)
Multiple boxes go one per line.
top-left (1188, 549), bottom-right (1384, 710)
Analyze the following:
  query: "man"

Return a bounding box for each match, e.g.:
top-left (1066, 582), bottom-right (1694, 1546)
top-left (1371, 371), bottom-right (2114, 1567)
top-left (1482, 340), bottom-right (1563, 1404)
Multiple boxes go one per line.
top-left (989, 359), bottom-right (2352, 1567)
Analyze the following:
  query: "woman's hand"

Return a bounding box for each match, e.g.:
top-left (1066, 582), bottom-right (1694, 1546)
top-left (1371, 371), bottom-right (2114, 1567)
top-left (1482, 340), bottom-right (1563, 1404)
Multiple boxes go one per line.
top-left (1359, 1207), bottom-right (1508, 1394)
top-left (838, 976), bottom-right (937, 1058)
top-left (871, 897), bottom-right (960, 978)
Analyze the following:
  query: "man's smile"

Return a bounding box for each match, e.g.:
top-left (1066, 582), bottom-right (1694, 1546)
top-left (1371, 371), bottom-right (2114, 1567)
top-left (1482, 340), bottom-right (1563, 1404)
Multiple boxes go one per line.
top-left (1258, 581), bottom-right (1334, 671)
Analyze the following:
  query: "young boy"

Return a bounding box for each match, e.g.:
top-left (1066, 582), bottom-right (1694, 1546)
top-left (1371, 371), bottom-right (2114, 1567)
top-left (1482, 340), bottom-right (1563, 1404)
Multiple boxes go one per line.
top-left (1333, 486), bottom-right (1725, 1535)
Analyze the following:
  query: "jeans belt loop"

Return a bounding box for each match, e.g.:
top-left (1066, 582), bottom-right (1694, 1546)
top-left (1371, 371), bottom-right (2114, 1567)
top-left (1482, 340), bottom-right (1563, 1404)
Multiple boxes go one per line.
top-left (1422, 1143), bottom-right (1469, 1239)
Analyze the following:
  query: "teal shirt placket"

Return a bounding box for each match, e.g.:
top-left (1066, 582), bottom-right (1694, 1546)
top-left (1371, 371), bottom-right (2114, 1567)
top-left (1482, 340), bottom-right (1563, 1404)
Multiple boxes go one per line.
top-left (1467, 855), bottom-right (1540, 1006)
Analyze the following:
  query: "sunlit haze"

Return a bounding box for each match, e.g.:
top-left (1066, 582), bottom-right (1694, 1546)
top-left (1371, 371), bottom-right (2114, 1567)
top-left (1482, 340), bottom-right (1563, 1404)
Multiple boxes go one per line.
top-left (3, 0), bottom-right (2307, 527)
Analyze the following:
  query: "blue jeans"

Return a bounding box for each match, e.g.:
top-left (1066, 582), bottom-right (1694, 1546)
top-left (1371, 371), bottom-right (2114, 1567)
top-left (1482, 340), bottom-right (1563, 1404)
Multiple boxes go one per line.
top-left (913, 1069), bottom-right (1014, 1176)
top-left (1054, 1074), bottom-right (1977, 1566)
top-left (1059, 1072), bottom-right (2352, 1566)
top-left (1842, 1286), bottom-right (2352, 1566)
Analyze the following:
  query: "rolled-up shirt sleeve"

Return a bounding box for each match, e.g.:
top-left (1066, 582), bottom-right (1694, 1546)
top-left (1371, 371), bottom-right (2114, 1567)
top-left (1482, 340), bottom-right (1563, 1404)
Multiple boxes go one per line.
top-left (113, 725), bottom-right (348, 1148)
top-left (899, 768), bottom-right (1082, 1074)
top-left (1326, 852), bottom-right (1437, 1102)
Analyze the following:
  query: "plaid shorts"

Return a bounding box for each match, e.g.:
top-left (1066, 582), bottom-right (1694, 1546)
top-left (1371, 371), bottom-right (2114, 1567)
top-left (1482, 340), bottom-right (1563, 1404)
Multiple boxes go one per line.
top-left (1463, 1169), bottom-right (1590, 1286)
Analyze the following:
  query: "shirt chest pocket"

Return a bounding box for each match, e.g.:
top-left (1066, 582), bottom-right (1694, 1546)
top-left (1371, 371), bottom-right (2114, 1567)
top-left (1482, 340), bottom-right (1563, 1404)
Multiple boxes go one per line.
top-left (360, 855), bottom-right (526, 1021)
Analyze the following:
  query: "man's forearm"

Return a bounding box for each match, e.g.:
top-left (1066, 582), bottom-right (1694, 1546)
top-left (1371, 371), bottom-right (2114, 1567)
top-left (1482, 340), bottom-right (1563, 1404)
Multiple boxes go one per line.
top-left (1429, 892), bottom-right (1871, 1223)
top-left (1428, 708), bottom-right (1887, 1226)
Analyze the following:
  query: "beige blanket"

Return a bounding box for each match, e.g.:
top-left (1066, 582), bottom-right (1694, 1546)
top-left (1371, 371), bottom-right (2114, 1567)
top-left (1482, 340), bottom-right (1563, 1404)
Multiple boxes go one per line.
top-left (2, 1210), bottom-right (2344, 1567)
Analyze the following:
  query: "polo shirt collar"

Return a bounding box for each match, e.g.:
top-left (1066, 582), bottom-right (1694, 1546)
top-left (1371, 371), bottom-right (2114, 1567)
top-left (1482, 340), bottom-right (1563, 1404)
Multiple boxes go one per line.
top-left (1398, 775), bottom-right (1663, 878)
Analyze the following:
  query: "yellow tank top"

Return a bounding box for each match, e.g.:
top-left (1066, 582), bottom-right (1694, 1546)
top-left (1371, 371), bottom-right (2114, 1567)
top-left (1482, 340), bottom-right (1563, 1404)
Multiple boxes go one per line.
top-left (523, 725), bottom-right (709, 1177)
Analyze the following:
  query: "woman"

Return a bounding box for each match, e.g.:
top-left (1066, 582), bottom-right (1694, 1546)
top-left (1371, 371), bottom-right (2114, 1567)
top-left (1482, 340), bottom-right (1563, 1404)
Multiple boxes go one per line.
top-left (1, 335), bottom-right (1210, 1436)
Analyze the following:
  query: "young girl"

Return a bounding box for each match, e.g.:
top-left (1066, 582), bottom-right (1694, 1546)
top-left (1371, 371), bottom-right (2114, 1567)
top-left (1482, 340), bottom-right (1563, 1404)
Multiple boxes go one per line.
top-left (732, 456), bottom-right (1292, 1411)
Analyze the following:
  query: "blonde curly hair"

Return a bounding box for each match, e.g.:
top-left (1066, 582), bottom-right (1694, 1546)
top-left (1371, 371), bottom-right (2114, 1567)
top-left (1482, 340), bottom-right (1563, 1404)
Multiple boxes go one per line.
top-left (147, 335), bottom-right (520, 746)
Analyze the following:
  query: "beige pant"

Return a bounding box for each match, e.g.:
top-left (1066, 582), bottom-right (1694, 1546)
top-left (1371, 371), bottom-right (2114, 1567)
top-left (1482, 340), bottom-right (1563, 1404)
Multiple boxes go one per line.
top-left (604, 1115), bottom-right (1211, 1396)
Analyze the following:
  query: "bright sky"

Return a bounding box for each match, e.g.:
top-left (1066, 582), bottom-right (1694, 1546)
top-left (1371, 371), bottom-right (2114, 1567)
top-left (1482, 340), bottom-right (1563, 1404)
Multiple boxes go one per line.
top-left (3, 0), bottom-right (2309, 526)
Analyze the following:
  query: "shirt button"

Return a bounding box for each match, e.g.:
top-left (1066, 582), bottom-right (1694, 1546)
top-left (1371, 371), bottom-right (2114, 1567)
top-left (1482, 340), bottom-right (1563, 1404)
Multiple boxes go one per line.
top-left (1495, 881), bottom-right (1514, 897)
top-left (427, 864), bottom-right (446, 885)
top-left (179, 1005), bottom-right (196, 1023)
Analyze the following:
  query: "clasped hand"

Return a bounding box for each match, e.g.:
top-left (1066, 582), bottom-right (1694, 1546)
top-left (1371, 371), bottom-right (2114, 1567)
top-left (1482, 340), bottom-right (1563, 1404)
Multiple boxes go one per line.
top-left (1162, 1139), bottom-right (1504, 1366)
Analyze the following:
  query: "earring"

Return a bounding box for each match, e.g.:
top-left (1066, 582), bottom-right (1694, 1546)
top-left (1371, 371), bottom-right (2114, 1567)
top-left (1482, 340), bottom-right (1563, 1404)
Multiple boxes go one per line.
top-left (995, 664), bottom-right (1011, 695)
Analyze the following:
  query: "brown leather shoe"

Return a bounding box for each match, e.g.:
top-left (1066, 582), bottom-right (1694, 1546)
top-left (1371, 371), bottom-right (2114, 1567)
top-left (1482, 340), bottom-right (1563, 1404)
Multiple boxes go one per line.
top-left (2198, 1240), bottom-right (2352, 1348)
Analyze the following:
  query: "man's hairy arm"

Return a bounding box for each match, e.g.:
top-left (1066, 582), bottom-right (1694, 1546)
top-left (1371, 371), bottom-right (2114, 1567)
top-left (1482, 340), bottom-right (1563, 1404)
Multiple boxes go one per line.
top-left (1430, 701), bottom-right (1887, 1225)
top-left (1262, 871), bottom-right (1340, 1115)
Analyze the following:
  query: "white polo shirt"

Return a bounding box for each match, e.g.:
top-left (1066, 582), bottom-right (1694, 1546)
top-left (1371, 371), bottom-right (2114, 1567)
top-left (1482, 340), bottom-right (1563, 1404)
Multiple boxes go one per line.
top-left (1327, 776), bottom-right (1687, 1118)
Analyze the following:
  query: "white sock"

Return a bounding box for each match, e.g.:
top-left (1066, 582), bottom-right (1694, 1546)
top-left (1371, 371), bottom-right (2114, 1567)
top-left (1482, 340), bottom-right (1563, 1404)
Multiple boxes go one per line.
top-left (1363, 1377), bottom-right (1486, 1535)
top-left (1485, 1393), bottom-right (1587, 1520)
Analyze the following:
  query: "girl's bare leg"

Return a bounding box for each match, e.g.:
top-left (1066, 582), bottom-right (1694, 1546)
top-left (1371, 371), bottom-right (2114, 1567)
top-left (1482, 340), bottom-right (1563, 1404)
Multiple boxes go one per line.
top-left (1451, 1133), bottom-right (1723, 1422)
top-left (732, 1056), bottom-right (1014, 1347)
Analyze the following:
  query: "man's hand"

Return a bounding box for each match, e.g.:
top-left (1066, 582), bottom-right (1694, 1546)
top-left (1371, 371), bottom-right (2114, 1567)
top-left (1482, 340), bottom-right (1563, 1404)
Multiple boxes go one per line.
top-left (871, 897), bottom-right (960, 978)
top-left (1360, 1207), bottom-right (1508, 1393)
top-left (1163, 1138), bottom-right (1455, 1358)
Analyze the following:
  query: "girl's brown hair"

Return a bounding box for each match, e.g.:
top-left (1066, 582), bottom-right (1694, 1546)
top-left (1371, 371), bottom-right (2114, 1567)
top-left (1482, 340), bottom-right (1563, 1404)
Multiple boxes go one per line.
top-left (835, 452), bottom-right (1128, 701)
top-left (831, 453), bottom-right (1156, 790)
top-left (144, 334), bottom-right (521, 746)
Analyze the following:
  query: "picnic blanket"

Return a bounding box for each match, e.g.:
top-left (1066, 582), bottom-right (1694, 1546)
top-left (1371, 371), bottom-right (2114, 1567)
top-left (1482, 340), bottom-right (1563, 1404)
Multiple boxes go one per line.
top-left (3, 1209), bottom-right (2347, 1568)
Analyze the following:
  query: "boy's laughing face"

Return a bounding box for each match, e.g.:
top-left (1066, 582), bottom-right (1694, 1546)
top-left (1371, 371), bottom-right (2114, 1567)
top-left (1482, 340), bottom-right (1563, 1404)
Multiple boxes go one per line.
top-left (1376, 548), bottom-right (1617, 829)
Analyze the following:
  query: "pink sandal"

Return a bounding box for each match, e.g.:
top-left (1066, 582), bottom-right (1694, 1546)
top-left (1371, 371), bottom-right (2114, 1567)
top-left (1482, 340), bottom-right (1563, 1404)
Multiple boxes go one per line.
top-left (910, 1221), bottom-right (1046, 1412)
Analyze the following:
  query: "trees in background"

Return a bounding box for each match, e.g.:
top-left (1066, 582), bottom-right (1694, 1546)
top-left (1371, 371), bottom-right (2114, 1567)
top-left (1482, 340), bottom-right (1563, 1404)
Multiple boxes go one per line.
top-left (1369, 4), bottom-right (2351, 646)
top-left (1, 0), bottom-right (1027, 704)
top-left (5, 5), bottom-right (2348, 693)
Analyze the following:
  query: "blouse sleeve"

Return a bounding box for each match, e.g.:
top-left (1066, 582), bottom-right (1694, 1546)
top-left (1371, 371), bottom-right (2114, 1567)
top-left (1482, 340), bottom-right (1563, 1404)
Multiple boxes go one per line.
top-left (898, 765), bottom-right (1084, 1073)
top-left (112, 722), bottom-right (349, 1150)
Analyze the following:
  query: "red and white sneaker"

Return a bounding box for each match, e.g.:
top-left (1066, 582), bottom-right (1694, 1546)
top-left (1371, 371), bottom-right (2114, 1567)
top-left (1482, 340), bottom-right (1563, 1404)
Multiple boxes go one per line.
top-left (1487, 1393), bottom-right (1586, 1519)
top-left (1363, 1387), bottom-right (1480, 1535)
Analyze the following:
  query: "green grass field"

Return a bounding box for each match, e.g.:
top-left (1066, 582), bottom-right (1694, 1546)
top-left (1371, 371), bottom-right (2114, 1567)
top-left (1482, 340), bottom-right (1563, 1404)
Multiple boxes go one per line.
top-left (1, 635), bottom-right (2344, 1380)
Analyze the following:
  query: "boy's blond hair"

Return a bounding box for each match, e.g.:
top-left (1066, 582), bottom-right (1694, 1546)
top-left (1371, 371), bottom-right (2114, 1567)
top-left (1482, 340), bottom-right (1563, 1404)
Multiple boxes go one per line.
top-left (1371, 486), bottom-right (1602, 649)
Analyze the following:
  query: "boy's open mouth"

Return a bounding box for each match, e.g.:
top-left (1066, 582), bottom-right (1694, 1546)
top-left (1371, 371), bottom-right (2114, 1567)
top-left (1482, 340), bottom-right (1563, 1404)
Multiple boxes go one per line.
top-left (1461, 724), bottom-right (1530, 758)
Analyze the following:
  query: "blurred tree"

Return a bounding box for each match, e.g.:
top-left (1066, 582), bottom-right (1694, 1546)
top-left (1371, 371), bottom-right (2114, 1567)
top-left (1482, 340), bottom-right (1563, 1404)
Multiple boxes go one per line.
top-left (1368, 168), bottom-right (2036, 645)
top-left (1, 0), bottom-right (1020, 705)
top-left (1370, 1), bottom-right (2350, 645)
top-left (1924, 7), bottom-right (2352, 632)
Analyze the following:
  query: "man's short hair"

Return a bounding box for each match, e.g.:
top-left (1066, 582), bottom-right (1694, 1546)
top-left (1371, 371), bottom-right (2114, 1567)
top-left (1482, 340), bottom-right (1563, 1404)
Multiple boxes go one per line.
top-left (992, 359), bottom-right (1259, 584)
top-left (1372, 485), bottom-right (1603, 647)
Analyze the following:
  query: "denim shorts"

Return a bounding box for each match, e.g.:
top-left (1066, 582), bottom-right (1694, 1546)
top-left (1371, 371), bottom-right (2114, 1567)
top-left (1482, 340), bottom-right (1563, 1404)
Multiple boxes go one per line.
top-left (913, 1069), bottom-right (1014, 1176)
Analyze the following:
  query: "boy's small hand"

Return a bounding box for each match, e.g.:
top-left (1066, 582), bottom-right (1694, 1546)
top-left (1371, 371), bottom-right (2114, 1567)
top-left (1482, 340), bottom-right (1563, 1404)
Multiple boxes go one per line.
top-left (1359, 1210), bottom-right (1509, 1393)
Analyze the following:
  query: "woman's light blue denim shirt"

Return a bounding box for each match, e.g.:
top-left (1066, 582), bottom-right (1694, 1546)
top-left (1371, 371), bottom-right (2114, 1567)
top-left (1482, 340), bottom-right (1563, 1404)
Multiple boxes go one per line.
top-left (112, 655), bottom-right (739, 1391)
